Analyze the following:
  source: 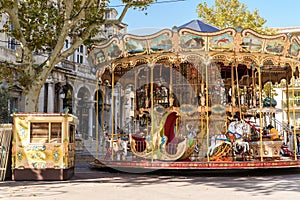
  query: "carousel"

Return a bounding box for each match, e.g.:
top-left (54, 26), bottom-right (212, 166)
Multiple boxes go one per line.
top-left (88, 25), bottom-right (300, 171)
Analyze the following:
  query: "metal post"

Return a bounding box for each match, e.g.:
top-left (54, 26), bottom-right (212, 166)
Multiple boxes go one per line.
top-left (206, 62), bottom-right (210, 162)
top-left (111, 67), bottom-right (115, 160)
top-left (258, 65), bottom-right (264, 162)
top-left (150, 64), bottom-right (154, 162)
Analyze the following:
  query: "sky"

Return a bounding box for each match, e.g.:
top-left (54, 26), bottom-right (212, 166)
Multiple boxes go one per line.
top-left (109, 0), bottom-right (300, 34)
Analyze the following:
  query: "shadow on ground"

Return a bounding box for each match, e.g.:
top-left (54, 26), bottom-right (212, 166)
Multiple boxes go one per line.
top-left (1, 164), bottom-right (299, 199)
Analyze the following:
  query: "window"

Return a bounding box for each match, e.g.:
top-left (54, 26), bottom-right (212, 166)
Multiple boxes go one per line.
top-left (8, 37), bottom-right (16, 50)
top-left (8, 23), bottom-right (16, 50)
top-left (76, 45), bottom-right (84, 64)
top-left (50, 123), bottom-right (62, 143)
top-left (30, 123), bottom-right (49, 143)
top-left (30, 122), bottom-right (62, 143)
top-left (76, 54), bottom-right (83, 63)
top-left (130, 98), bottom-right (134, 110)
top-left (65, 39), bottom-right (69, 48)
top-left (69, 124), bottom-right (75, 143)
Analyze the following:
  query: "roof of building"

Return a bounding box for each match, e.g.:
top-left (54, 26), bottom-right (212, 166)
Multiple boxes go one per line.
top-left (277, 26), bottom-right (300, 35)
top-left (178, 19), bottom-right (219, 32)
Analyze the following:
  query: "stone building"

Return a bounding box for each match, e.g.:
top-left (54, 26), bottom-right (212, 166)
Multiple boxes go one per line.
top-left (0, 8), bottom-right (131, 142)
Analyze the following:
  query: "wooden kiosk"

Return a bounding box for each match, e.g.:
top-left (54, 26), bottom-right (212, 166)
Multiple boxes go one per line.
top-left (11, 113), bottom-right (78, 180)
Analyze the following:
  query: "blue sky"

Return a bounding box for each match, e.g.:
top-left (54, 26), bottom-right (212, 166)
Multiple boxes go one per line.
top-left (110, 0), bottom-right (300, 34)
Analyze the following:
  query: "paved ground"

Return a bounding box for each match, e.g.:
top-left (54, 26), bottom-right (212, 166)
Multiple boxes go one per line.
top-left (1, 164), bottom-right (300, 200)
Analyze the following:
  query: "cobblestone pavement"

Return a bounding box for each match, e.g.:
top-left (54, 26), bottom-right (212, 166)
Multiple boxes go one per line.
top-left (1, 165), bottom-right (300, 200)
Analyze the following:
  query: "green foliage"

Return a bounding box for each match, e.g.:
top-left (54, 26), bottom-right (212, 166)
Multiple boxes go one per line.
top-left (0, 0), bottom-right (154, 111)
top-left (263, 82), bottom-right (278, 98)
top-left (197, 0), bottom-right (276, 34)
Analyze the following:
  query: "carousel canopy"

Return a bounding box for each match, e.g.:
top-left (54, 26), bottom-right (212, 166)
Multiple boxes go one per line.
top-left (89, 25), bottom-right (300, 85)
top-left (178, 19), bottom-right (219, 32)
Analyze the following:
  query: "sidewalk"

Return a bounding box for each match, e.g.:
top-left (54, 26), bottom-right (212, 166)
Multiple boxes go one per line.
top-left (0, 164), bottom-right (300, 200)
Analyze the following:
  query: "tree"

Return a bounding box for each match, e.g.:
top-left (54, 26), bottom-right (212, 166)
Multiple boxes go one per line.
top-left (0, 87), bottom-right (12, 123)
top-left (197, 0), bottom-right (275, 34)
top-left (0, 0), bottom-right (155, 112)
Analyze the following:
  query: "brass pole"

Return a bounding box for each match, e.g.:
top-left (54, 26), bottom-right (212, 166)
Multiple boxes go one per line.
top-left (286, 71), bottom-right (290, 126)
top-left (231, 64), bottom-right (236, 108)
top-left (235, 64), bottom-right (242, 120)
top-left (206, 62), bottom-right (210, 162)
top-left (169, 64), bottom-right (173, 107)
top-left (150, 64), bottom-right (154, 162)
top-left (291, 73), bottom-right (297, 160)
top-left (258, 65), bottom-right (264, 162)
top-left (111, 67), bottom-right (115, 160)
top-left (252, 68), bottom-right (256, 107)
top-left (134, 68), bottom-right (137, 134)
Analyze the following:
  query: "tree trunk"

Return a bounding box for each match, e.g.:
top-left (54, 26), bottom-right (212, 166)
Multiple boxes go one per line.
top-left (24, 81), bottom-right (44, 112)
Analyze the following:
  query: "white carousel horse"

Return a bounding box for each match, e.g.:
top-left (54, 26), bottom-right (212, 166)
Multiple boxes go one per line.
top-left (106, 137), bottom-right (129, 160)
top-left (208, 134), bottom-right (232, 156)
top-left (113, 138), bottom-right (128, 161)
top-left (208, 121), bottom-right (250, 156)
top-left (229, 121), bottom-right (250, 154)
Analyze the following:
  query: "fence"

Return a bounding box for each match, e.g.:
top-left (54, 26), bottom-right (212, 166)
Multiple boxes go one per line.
top-left (0, 124), bottom-right (12, 181)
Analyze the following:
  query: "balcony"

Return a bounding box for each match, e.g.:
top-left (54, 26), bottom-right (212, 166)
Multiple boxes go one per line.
top-left (282, 99), bottom-right (300, 109)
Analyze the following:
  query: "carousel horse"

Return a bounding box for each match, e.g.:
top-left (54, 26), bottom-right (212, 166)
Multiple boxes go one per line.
top-left (228, 121), bottom-right (250, 154)
top-left (105, 137), bottom-right (128, 160)
top-left (208, 121), bottom-right (250, 157)
top-left (208, 134), bottom-right (232, 156)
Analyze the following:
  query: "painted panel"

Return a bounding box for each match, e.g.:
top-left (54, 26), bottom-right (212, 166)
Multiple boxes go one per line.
top-left (125, 39), bottom-right (147, 55)
top-left (149, 34), bottom-right (172, 52)
top-left (241, 34), bottom-right (263, 52)
top-left (15, 144), bottom-right (64, 169)
top-left (94, 41), bottom-right (122, 65)
top-left (289, 41), bottom-right (300, 57)
top-left (265, 39), bottom-right (285, 54)
top-left (180, 33), bottom-right (205, 51)
top-left (210, 33), bottom-right (234, 51)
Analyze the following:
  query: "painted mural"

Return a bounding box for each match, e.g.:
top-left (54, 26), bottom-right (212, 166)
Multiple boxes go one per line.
top-left (210, 33), bottom-right (234, 51)
top-left (107, 42), bottom-right (122, 59)
top-left (149, 34), bottom-right (172, 52)
top-left (125, 39), bottom-right (147, 55)
top-left (180, 33), bottom-right (205, 51)
top-left (265, 39), bottom-right (285, 53)
top-left (241, 34), bottom-right (263, 52)
top-left (94, 49), bottom-right (106, 65)
top-left (289, 41), bottom-right (300, 57)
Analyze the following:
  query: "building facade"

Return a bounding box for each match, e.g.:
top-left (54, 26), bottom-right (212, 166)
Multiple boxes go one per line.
top-left (0, 8), bottom-right (134, 143)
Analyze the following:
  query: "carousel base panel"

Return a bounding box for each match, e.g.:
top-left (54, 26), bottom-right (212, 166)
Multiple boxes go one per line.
top-left (90, 159), bottom-right (300, 171)
top-left (12, 167), bottom-right (74, 181)
top-left (250, 141), bottom-right (282, 159)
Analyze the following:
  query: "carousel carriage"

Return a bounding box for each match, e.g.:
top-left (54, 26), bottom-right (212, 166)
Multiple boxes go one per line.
top-left (88, 26), bottom-right (300, 170)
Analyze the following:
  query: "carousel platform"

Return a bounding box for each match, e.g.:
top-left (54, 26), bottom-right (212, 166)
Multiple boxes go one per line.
top-left (90, 158), bottom-right (300, 171)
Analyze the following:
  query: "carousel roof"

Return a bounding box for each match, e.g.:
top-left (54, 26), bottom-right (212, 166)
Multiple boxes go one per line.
top-left (90, 25), bottom-right (300, 85)
top-left (178, 19), bottom-right (219, 32)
